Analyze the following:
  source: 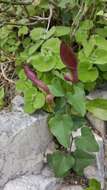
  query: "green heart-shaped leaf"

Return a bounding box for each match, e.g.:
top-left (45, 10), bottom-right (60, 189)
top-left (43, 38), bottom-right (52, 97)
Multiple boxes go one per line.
top-left (49, 114), bottom-right (74, 148)
top-left (75, 127), bottom-right (99, 152)
top-left (73, 149), bottom-right (95, 175)
top-left (87, 99), bottom-right (107, 121)
top-left (66, 85), bottom-right (86, 116)
top-left (48, 151), bottom-right (75, 177)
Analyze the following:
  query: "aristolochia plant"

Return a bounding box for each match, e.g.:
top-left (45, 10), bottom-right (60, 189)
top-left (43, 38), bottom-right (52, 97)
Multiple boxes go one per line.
top-left (22, 41), bottom-right (99, 177)
top-left (0, 0), bottom-right (107, 180)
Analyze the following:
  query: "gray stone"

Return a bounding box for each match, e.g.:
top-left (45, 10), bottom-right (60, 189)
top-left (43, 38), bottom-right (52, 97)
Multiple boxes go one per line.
top-left (41, 165), bottom-right (54, 177)
top-left (59, 186), bottom-right (83, 190)
top-left (3, 174), bottom-right (60, 190)
top-left (87, 89), bottom-right (107, 137)
top-left (104, 139), bottom-right (107, 178)
top-left (0, 96), bottom-right (52, 188)
top-left (84, 134), bottom-right (105, 189)
top-left (11, 95), bottom-right (24, 112)
top-left (87, 113), bottom-right (106, 138)
top-left (104, 181), bottom-right (107, 190)
top-left (87, 90), bottom-right (107, 100)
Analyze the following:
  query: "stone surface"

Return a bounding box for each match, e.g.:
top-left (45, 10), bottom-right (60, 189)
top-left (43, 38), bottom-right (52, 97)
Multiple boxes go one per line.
top-left (3, 174), bottom-right (60, 190)
top-left (87, 112), bottom-right (106, 138)
top-left (41, 165), bottom-right (54, 177)
top-left (84, 134), bottom-right (105, 189)
top-left (11, 95), bottom-right (24, 112)
top-left (0, 96), bottom-right (52, 188)
top-left (87, 89), bottom-right (106, 137)
top-left (104, 139), bottom-right (107, 178)
top-left (104, 181), bottom-right (107, 190)
top-left (87, 90), bottom-right (107, 100)
top-left (59, 186), bottom-right (83, 190)
top-left (0, 95), bottom-right (106, 190)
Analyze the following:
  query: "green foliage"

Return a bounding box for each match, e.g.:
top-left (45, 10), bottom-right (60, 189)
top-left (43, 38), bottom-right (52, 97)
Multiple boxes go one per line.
top-left (0, 87), bottom-right (4, 109)
top-left (16, 71), bottom-right (46, 113)
top-left (49, 114), bottom-right (98, 176)
top-left (75, 127), bottom-right (99, 152)
top-left (73, 149), bottom-right (95, 175)
top-left (85, 179), bottom-right (101, 190)
top-left (48, 78), bottom-right (65, 97)
top-left (75, 20), bottom-right (94, 45)
top-left (29, 53), bottom-right (56, 72)
top-left (54, 26), bottom-right (70, 37)
top-left (30, 27), bottom-right (45, 41)
top-left (18, 26), bottom-right (29, 37)
top-left (48, 151), bottom-right (75, 177)
top-left (78, 51), bottom-right (99, 82)
top-left (49, 114), bottom-right (73, 148)
top-left (66, 85), bottom-right (86, 116)
top-left (57, 0), bottom-right (73, 8)
top-left (87, 99), bottom-right (107, 121)
top-left (0, 0), bottom-right (106, 181)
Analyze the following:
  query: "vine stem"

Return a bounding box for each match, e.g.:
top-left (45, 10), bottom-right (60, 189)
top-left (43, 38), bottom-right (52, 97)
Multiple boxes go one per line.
top-left (46, 5), bottom-right (53, 32)
top-left (70, 1), bottom-right (88, 38)
top-left (0, 0), bottom-right (32, 5)
top-left (0, 62), bottom-right (15, 84)
top-left (70, 134), bottom-right (74, 152)
top-left (67, 134), bottom-right (74, 153)
top-left (1, 4), bottom-right (53, 27)
top-left (1, 21), bottom-right (38, 27)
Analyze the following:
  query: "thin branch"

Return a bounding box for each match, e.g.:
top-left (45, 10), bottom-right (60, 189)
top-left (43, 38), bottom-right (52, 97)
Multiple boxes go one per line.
top-left (0, 5), bottom-right (10, 12)
top-left (0, 62), bottom-right (15, 84)
top-left (0, 0), bottom-right (32, 5)
top-left (71, 2), bottom-right (88, 38)
top-left (69, 134), bottom-right (74, 153)
top-left (0, 4), bottom-right (53, 28)
top-left (0, 49), bottom-right (14, 61)
top-left (46, 5), bottom-right (53, 32)
top-left (30, 5), bottom-right (53, 31)
top-left (22, 5), bottom-right (30, 18)
top-left (71, 1), bottom-right (84, 28)
top-left (30, 16), bottom-right (49, 21)
top-left (1, 20), bottom-right (38, 27)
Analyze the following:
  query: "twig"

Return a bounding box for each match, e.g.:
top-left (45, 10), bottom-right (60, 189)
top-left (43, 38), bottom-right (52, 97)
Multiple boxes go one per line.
top-left (71, 2), bottom-right (88, 38)
top-left (71, 1), bottom-right (84, 29)
top-left (0, 48), bottom-right (15, 61)
top-left (30, 5), bottom-right (53, 32)
top-left (0, 4), bottom-right (53, 28)
top-left (0, 62), bottom-right (15, 84)
top-left (0, 5), bottom-right (10, 12)
top-left (1, 20), bottom-right (38, 27)
top-left (0, 0), bottom-right (32, 5)
top-left (22, 5), bottom-right (30, 18)
top-left (69, 134), bottom-right (74, 153)
top-left (46, 5), bottom-right (53, 32)
top-left (30, 16), bottom-right (49, 21)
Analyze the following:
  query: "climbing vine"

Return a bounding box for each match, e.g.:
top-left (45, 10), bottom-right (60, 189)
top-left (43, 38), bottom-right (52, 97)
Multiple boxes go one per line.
top-left (0, 0), bottom-right (107, 186)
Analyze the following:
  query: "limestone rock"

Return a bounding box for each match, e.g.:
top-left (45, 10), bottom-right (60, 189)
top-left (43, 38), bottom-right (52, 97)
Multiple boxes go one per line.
top-left (11, 95), bottom-right (24, 112)
top-left (59, 186), bottom-right (83, 190)
top-left (87, 112), bottom-right (106, 137)
top-left (3, 174), bottom-right (60, 190)
top-left (104, 139), bottom-right (107, 178)
top-left (87, 90), bottom-right (107, 100)
top-left (41, 165), bottom-right (54, 177)
top-left (0, 96), bottom-right (52, 188)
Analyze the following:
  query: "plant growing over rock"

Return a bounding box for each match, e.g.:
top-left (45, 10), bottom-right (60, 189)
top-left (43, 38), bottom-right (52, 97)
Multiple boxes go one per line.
top-left (0, 0), bottom-right (107, 184)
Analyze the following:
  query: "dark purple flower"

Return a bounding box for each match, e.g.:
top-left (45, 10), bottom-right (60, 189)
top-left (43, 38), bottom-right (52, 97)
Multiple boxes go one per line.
top-left (24, 64), bottom-right (50, 94)
top-left (60, 42), bottom-right (79, 83)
